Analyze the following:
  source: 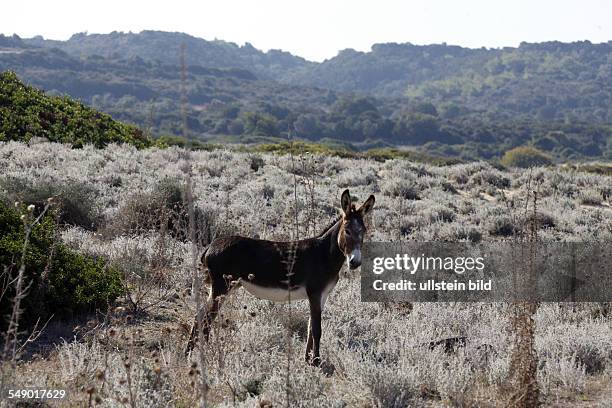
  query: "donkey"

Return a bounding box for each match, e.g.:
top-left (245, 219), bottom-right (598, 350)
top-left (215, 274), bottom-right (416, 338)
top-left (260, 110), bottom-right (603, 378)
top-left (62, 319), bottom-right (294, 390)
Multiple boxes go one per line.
top-left (186, 189), bottom-right (375, 366)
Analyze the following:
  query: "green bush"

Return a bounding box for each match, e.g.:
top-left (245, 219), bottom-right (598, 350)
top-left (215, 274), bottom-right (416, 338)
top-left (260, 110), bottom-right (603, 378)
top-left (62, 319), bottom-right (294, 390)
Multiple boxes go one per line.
top-left (153, 135), bottom-right (218, 151)
top-left (0, 71), bottom-right (150, 148)
top-left (500, 146), bottom-right (553, 168)
top-left (0, 201), bottom-right (123, 327)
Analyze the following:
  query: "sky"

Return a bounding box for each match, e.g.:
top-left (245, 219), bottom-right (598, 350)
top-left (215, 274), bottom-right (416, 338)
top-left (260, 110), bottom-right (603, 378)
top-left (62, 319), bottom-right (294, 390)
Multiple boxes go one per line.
top-left (2, 0), bottom-right (611, 62)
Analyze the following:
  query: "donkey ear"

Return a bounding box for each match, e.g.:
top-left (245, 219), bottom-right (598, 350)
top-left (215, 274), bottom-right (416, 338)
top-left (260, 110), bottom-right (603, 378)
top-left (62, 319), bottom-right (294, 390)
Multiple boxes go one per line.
top-left (359, 195), bottom-right (375, 215)
top-left (340, 189), bottom-right (351, 215)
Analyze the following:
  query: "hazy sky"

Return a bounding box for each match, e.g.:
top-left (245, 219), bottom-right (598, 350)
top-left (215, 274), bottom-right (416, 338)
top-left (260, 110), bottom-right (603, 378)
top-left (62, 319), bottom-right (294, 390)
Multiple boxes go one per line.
top-left (2, 0), bottom-right (610, 61)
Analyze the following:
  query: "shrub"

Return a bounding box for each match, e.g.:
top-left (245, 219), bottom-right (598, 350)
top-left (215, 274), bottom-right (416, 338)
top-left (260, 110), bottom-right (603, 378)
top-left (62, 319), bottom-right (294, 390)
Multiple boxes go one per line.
top-left (0, 201), bottom-right (123, 327)
top-left (0, 175), bottom-right (101, 230)
top-left (249, 154), bottom-right (265, 172)
top-left (500, 146), bottom-right (553, 168)
top-left (108, 178), bottom-right (182, 234)
top-left (261, 184), bottom-right (275, 200)
top-left (578, 189), bottom-right (603, 206)
top-left (154, 135), bottom-right (218, 151)
top-left (441, 181), bottom-right (458, 194)
top-left (573, 345), bottom-right (606, 374)
top-left (425, 205), bottom-right (456, 223)
top-left (336, 168), bottom-right (378, 187)
top-left (400, 218), bottom-right (418, 236)
top-left (383, 180), bottom-right (420, 200)
top-left (456, 227), bottom-right (482, 243)
top-left (107, 178), bottom-right (215, 244)
top-left (365, 366), bottom-right (420, 407)
top-left (489, 216), bottom-right (517, 236)
top-left (470, 169), bottom-right (511, 189)
top-left (523, 211), bottom-right (556, 229)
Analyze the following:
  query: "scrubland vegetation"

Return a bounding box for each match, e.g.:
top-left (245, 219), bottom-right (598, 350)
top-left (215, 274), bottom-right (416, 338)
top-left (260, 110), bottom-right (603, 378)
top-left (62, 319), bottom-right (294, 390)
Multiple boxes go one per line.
top-left (1, 140), bottom-right (611, 407)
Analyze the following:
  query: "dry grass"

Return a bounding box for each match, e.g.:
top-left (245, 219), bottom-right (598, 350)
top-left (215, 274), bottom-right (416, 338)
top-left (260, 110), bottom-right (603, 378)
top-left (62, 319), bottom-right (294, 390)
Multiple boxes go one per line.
top-left (1, 141), bottom-right (611, 407)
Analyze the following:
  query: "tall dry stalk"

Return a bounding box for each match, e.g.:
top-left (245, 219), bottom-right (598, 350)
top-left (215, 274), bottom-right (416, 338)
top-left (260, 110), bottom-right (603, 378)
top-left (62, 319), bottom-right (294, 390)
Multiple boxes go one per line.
top-left (276, 239), bottom-right (298, 407)
top-left (507, 180), bottom-right (541, 407)
top-left (185, 166), bottom-right (209, 407)
top-left (278, 132), bottom-right (322, 406)
top-left (300, 154), bottom-right (318, 237)
top-left (284, 129), bottom-right (299, 407)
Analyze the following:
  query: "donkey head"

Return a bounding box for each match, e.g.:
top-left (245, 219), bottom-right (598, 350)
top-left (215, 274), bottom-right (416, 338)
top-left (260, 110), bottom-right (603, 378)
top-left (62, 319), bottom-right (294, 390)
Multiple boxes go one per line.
top-left (338, 189), bottom-right (375, 270)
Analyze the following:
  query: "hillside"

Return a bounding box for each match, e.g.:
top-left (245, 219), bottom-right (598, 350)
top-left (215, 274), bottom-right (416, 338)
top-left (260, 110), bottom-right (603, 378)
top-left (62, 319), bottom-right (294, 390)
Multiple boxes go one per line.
top-left (1, 32), bottom-right (611, 161)
top-left (0, 71), bottom-right (150, 148)
top-left (21, 31), bottom-right (312, 80)
top-left (17, 32), bottom-right (612, 124)
top-left (286, 41), bottom-right (612, 123)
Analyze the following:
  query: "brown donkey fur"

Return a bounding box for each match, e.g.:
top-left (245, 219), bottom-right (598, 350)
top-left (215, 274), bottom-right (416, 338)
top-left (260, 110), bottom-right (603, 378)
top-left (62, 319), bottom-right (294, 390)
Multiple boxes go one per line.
top-left (186, 189), bottom-right (375, 365)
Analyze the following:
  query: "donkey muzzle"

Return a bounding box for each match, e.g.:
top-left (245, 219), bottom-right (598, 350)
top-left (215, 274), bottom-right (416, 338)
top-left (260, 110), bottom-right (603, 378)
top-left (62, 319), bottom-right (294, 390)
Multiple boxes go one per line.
top-left (348, 249), bottom-right (362, 269)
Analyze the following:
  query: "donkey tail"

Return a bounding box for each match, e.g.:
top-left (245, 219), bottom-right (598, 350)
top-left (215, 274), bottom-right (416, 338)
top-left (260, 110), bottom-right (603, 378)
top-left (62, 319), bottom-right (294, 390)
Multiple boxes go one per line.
top-left (200, 244), bottom-right (211, 286)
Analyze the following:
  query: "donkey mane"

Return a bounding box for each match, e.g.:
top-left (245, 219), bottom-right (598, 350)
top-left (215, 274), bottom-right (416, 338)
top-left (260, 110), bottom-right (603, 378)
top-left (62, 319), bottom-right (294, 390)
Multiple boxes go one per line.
top-left (316, 204), bottom-right (360, 238)
top-left (316, 215), bottom-right (342, 238)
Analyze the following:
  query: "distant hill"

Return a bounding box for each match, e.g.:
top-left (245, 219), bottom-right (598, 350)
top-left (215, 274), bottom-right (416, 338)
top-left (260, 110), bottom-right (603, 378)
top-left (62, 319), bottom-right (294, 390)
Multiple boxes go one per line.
top-left (17, 32), bottom-right (612, 124)
top-left (21, 31), bottom-right (312, 80)
top-left (0, 71), bottom-right (150, 148)
top-left (1, 32), bottom-right (610, 161)
top-left (287, 41), bottom-right (612, 123)
top-left (0, 39), bottom-right (336, 139)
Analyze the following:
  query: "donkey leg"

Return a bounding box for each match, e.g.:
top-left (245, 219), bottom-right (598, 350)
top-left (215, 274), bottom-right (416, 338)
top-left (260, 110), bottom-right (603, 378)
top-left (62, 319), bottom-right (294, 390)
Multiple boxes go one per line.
top-left (185, 279), bottom-right (228, 354)
top-left (306, 295), bottom-right (323, 366)
top-left (305, 317), bottom-right (314, 363)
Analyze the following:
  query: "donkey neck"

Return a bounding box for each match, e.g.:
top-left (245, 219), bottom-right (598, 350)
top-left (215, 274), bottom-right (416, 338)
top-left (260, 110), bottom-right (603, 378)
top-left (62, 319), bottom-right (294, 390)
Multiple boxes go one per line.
top-left (318, 218), bottom-right (345, 270)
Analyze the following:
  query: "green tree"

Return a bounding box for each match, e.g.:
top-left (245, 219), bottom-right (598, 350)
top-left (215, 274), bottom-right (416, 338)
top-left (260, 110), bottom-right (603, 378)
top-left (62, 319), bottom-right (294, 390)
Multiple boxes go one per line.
top-left (243, 112), bottom-right (279, 136)
top-left (501, 146), bottom-right (553, 168)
